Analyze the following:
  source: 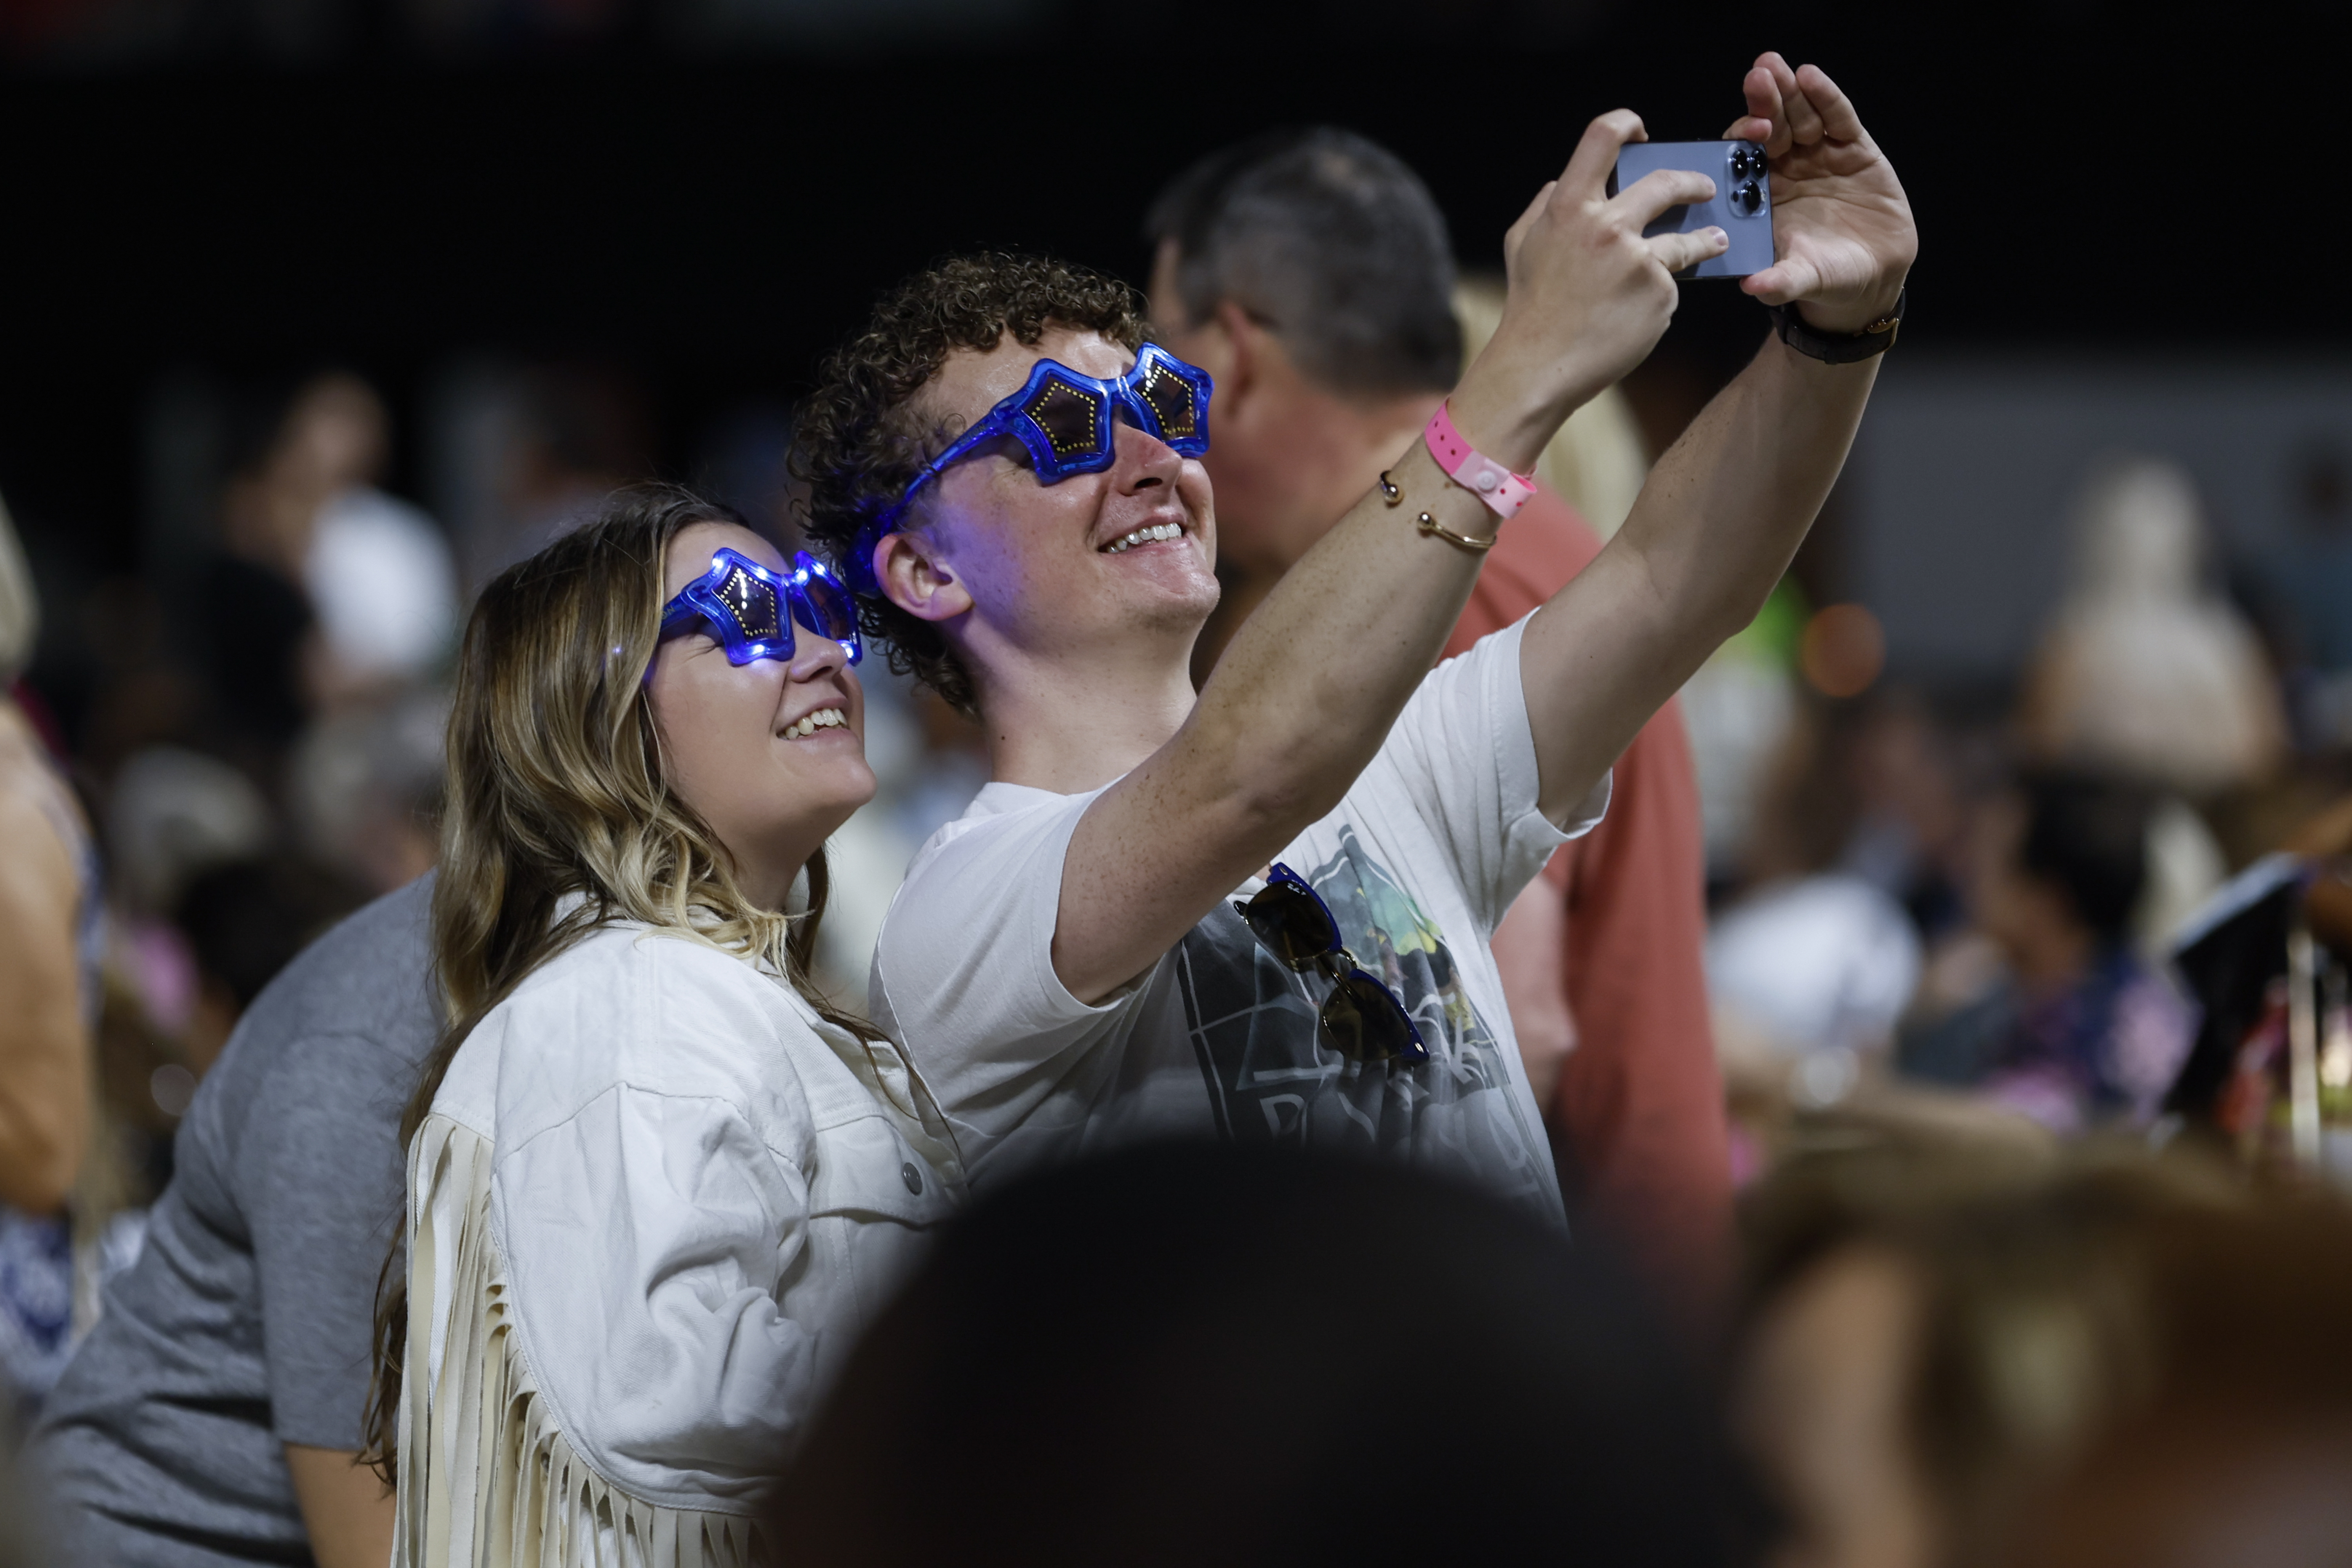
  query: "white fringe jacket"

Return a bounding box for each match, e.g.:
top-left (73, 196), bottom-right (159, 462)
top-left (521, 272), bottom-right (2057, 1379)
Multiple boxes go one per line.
top-left (394, 923), bottom-right (965, 1568)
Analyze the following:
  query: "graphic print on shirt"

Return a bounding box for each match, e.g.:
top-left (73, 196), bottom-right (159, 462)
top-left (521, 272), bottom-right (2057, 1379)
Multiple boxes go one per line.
top-left (1171, 826), bottom-right (1555, 1217)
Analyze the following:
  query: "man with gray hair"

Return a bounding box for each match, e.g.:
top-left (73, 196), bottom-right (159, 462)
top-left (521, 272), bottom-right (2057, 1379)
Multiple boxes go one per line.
top-left (1144, 125), bottom-right (1732, 1313)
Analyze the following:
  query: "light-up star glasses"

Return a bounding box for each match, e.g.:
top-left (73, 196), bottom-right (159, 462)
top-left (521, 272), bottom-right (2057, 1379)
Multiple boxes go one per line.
top-left (846, 343), bottom-right (1214, 590)
top-left (657, 548), bottom-right (862, 669)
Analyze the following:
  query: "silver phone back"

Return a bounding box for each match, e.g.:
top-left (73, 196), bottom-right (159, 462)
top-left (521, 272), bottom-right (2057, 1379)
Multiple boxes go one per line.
top-left (1611, 140), bottom-right (1774, 279)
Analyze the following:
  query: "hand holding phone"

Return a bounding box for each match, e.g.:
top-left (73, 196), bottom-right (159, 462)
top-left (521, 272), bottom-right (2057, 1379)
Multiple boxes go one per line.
top-left (1717, 53), bottom-right (1915, 327)
top-left (1608, 140), bottom-right (1774, 279)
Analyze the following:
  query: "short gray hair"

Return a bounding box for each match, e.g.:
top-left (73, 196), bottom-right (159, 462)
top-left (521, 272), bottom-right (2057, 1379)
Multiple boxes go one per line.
top-left (1145, 127), bottom-right (1462, 399)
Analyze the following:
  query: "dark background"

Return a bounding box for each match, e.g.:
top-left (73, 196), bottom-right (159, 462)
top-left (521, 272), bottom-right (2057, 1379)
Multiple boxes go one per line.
top-left (1, 0), bottom-right (2341, 571)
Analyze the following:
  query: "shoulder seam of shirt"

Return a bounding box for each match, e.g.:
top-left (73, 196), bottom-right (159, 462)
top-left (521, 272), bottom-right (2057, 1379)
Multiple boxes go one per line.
top-left (491, 1080), bottom-right (810, 1180)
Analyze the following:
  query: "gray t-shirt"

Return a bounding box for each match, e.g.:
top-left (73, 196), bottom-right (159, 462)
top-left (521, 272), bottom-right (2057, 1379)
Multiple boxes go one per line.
top-left (32, 878), bottom-right (436, 1565)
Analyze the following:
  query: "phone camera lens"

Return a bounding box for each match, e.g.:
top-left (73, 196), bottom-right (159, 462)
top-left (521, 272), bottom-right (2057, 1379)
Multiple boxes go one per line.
top-left (1730, 180), bottom-right (1764, 217)
top-left (1730, 145), bottom-right (1761, 178)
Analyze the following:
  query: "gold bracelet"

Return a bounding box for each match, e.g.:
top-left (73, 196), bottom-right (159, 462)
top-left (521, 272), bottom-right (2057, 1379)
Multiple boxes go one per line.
top-left (1378, 468), bottom-right (1498, 553)
top-left (1417, 511), bottom-right (1497, 554)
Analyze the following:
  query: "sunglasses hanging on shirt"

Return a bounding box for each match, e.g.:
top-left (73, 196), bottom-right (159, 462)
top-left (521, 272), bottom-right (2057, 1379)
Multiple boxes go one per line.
top-left (1233, 863), bottom-right (1428, 1065)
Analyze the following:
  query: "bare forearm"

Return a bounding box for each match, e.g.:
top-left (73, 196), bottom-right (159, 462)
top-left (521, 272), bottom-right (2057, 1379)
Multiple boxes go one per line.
top-left (1630, 334), bottom-right (1877, 651)
top-left (1056, 440), bottom-right (1492, 1000)
top-left (0, 1059), bottom-right (87, 1213)
top-left (1525, 335), bottom-right (1879, 817)
top-left (286, 1445), bottom-right (394, 1568)
top-left (0, 836), bottom-right (94, 1213)
top-left (1189, 439), bottom-right (1487, 821)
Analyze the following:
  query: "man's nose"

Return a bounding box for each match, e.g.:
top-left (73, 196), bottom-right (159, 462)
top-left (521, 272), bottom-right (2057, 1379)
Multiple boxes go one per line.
top-left (1111, 419), bottom-right (1183, 490)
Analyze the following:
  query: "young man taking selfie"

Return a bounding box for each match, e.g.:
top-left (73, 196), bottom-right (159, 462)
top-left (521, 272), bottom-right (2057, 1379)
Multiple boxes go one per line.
top-left (797, 55), bottom-right (1915, 1224)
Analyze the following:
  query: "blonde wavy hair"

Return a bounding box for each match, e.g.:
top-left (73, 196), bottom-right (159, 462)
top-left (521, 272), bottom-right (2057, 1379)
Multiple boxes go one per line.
top-left (363, 482), bottom-right (878, 1477)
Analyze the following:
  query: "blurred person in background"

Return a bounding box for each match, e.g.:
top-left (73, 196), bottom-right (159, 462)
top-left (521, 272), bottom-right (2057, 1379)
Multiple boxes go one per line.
top-left (2021, 456), bottom-right (2285, 801)
top-left (0, 494), bottom-right (102, 1416)
top-left (1683, 577), bottom-right (1808, 886)
top-left (288, 688), bottom-right (449, 898)
top-left (775, 1142), bottom-right (1748, 1568)
top-left (32, 875), bottom-right (432, 1568)
top-left (2005, 1194), bottom-right (2352, 1568)
top-left (2019, 457), bottom-right (2273, 947)
top-left (1898, 771), bottom-right (2193, 1135)
top-left (1142, 127), bottom-right (1731, 1312)
top-left (200, 393), bottom-right (322, 773)
top-left (1732, 1135), bottom-right (2341, 1568)
top-left (170, 856), bottom-right (360, 1071)
top-left (195, 370), bottom-right (456, 779)
top-left (285, 373), bottom-right (457, 705)
top-left (1708, 695), bottom-right (1926, 1140)
top-left (368, 488), bottom-right (962, 1563)
top-left (437, 363), bottom-right (648, 593)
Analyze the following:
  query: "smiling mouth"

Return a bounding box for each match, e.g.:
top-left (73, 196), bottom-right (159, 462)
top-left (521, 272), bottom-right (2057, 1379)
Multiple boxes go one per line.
top-left (782, 707), bottom-right (848, 740)
top-left (1104, 523), bottom-right (1185, 554)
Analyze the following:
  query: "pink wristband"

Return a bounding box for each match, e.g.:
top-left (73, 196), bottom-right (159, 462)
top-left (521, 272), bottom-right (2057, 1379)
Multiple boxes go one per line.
top-left (1423, 402), bottom-right (1537, 521)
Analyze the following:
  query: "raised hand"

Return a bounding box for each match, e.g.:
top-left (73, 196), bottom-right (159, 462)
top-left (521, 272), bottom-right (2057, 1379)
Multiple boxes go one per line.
top-left (1457, 110), bottom-right (1729, 471)
top-left (1724, 53), bottom-right (1916, 332)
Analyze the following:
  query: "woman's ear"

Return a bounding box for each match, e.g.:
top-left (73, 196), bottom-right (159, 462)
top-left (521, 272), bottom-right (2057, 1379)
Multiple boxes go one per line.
top-left (875, 529), bottom-right (972, 624)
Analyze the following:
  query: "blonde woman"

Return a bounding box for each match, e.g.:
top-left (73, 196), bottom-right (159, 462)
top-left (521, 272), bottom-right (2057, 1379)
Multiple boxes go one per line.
top-left (365, 486), bottom-right (963, 1565)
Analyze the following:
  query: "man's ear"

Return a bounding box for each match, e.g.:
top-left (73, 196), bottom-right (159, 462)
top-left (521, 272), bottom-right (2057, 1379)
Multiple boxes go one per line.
top-left (1210, 298), bottom-right (1267, 407)
top-left (874, 528), bottom-right (972, 625)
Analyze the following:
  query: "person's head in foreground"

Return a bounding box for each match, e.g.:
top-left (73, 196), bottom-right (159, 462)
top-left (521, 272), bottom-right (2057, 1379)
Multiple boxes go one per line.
top-left (774, 1141), bottom-right (1751, 1567)
top-left (1733, 1136), bottom-right (2352, 1568)
top-left (365, 483), bottom-right (909, 1497)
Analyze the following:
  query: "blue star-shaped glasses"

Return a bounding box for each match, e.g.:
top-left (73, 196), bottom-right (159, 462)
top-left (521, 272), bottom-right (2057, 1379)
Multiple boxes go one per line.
top-left (846, 343), bottom-right (1213, 590)
top-left (657, 548), bottom-right (862, 669)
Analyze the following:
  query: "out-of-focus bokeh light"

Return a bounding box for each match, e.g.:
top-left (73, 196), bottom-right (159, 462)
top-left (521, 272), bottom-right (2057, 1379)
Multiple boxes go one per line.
top-left (1799, 602), bottom-right (1885, 699)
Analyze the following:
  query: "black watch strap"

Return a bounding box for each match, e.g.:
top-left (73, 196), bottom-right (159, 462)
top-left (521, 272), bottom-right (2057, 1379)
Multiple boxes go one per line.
top-left (1768, 287), bottom-right (1906, 364)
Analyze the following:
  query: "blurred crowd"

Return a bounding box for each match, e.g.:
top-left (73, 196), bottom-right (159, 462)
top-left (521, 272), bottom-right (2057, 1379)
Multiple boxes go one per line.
top-left (1695, 446), bottom-right (2349, 1174)
top-left (6, 182), bottom-right (2352, 1568)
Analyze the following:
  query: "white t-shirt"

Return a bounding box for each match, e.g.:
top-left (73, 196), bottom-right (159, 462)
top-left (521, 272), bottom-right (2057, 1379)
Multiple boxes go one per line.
top-left (871, 615), bottom-right (1605, 1226)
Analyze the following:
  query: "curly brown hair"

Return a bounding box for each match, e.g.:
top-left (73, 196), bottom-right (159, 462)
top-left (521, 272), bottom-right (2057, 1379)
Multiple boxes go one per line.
top-left (793, 252), bottom-right (1146, 715)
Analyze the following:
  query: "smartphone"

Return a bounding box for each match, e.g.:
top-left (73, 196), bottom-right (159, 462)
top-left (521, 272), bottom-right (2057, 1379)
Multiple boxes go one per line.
top-left (1608, 140), bottom-right (1773, 279)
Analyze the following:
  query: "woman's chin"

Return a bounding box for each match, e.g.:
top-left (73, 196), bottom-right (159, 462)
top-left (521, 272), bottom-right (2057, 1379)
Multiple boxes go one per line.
top-left (793, 755), bottom-right (879, 832)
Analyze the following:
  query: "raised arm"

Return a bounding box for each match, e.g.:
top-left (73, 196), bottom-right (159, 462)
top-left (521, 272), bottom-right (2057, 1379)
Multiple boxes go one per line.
top-left (1055, 112), bottom-right (1721, 1001)
top-left (1520, 56), bottom-right (1918, 822)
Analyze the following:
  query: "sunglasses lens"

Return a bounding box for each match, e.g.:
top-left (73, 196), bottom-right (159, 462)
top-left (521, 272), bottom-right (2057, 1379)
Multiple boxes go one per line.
top-left (795, 568), bottom-right (858, 645)
top-left (1022, 375), bottom-right (1108, 468)
top-left (1321, 971), bottom-right (1423, 1064)
top-left (715, 562), bottom-right (784, 643)
top-left (1241, 882), bottom-right (1339, 969)
top-left (1137, 358), bottom-right (1201, 443)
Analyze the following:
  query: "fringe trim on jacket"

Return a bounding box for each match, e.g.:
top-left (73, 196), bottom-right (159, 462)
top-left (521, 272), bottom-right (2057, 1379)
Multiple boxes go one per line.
top-left (394, 1114), bottom-right (768, 1568)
